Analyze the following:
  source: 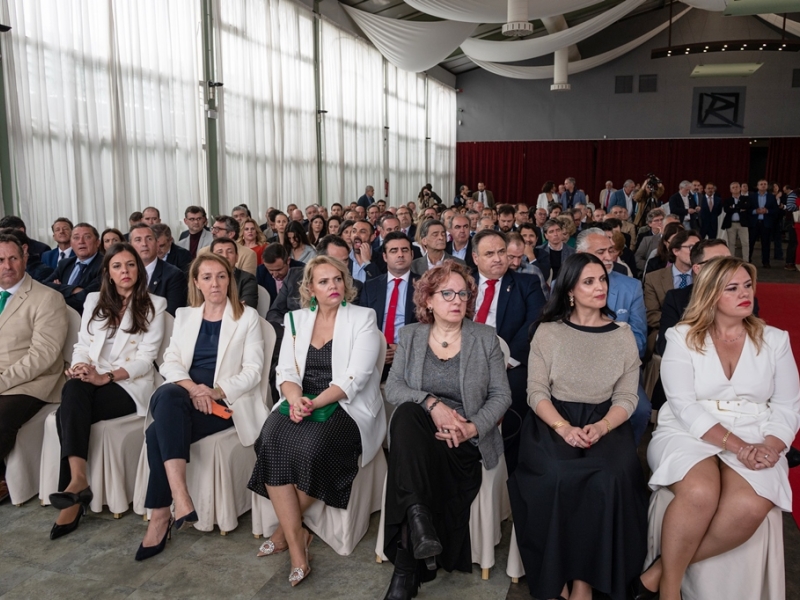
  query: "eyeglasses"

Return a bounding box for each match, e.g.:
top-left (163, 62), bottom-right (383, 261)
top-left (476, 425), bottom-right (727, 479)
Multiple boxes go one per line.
top-left (210, 226), bottom-right (229, 234)
top-left (186, 217), bottom-right (205, 223)
top-left (437, 289), bottom-right (471, 302)
top-left (680, 244), bottom-right (696, 250)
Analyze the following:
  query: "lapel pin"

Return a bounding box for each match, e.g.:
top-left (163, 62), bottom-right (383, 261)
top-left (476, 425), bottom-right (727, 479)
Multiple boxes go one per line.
top-left (506, 285), bottom-right (511, 292)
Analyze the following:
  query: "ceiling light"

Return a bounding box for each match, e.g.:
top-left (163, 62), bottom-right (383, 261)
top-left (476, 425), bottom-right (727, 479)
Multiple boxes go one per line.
top-left (691, 63), bottom-right (763, 77)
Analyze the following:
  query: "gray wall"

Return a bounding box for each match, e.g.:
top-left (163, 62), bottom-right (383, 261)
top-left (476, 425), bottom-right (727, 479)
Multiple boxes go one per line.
top-left (455, 8), bottom-right (800, 141)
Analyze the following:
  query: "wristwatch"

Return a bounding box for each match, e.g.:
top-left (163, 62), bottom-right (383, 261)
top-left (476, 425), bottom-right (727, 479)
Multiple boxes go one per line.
top-left (106, 372), bottom-right (115, 384)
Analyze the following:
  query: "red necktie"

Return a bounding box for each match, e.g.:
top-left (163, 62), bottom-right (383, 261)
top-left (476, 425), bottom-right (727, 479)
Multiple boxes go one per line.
top-left (475, 279), bottom-right (498, 324)
top-left (384, 278), bottom-right (401, 344)
top-left (605, 190), bottom-right (610, 209)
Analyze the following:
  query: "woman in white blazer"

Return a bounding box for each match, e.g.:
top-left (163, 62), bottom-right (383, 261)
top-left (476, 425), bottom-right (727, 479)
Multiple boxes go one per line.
top-left (635, 257), bottom-right (800, 600)
top-left (248, 255), bottom-right (385, 587)
top-left (49, 243), bottom-right (166, 539)
top-left (136, 253), bottom-right (266, 561)
top-left (536, 180), bottom-right (558, 210)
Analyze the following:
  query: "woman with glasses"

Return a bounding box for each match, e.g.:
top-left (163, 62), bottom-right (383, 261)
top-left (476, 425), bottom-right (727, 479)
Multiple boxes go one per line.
top-left (381, 262), bottom-right (511, 600)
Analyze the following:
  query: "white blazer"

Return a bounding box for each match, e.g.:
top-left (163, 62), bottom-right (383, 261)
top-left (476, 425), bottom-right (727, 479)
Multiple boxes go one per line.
top-left (72, 293), bottom-right (167, 416)
top-left (157, 300), bottom-right (267, 447)
top-left (274, 303), bottom-right (386, 466)
top-left (176, 228), bottom-right (213, 253)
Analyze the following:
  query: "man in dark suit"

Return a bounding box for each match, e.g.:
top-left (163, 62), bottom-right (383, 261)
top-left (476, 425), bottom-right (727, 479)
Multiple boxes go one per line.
top-left (41, 218), bottom-right (74, 270)
top-left (360, 232), bottom-right (420, 379)
top-left (371, 214), bottom-right (402, 274)
top-left (151, 224), bottom-right (192, 276)
top-left (209, 238), bottom-right (258, 309)
top-left (535, 219), bottom-right (576, 281)
top-left (43, 223), bottom-right (103, 314)
top-left (129, 224), bottom-right (187, 316)
top-left (471, 229), bottom-right (546, 474)
top-left (749, 178), bottom-right (780, 268)
top-left (699, 181), bottom-right (723, 240)
top-left (668, 180), bottom-right (700, 231)
top-left (357, 185), bottom-right (375, 209)
top-left (0, 216), bottom-right (51, 258)
top-left (722, 182), bottom-right (752, 263)
top-left (396, 206), bottom-right (416, 241)
top-left (445, 214), bottom-right (475, 269)
top-left (256, 243), bottom-right (305, 301)
top-left (608, 179), bottom-right (636, 218)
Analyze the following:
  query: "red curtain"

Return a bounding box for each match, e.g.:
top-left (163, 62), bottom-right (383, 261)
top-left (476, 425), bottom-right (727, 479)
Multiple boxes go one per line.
top-left (766, 138), bottom-right (800, 187)
top-left (457, 138), bottom-right (752, 206)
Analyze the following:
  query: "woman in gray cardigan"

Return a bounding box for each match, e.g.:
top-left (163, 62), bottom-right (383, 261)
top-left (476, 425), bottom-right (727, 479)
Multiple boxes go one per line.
top-left (381, 262), bottom-right (511, 600)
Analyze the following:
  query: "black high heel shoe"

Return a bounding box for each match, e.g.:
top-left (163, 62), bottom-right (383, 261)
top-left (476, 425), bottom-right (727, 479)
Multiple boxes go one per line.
top-left (135, 517), bottom-right (174, 561)
top-left (629, 555), bottom-right (661, 600)
top-left (49, 486), bottom-right (93, 510)
top-left (50, 503), bottom-right (88, 540)
top-left (174, 509), bottom-right (198, 532)
top-left (383, 542), bottom-right (421, 600)
top-left (406, 505), bottom-right (442, 570)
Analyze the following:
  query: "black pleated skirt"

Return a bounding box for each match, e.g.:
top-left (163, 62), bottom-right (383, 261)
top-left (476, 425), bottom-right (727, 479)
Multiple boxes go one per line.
top-left (508, 400), bottom-right (648, 600)
top-left (383, 402), bottom-right (482, 573)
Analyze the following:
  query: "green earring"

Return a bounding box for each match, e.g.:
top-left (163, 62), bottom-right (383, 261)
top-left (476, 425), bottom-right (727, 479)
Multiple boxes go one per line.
top-left (310, 297), bottom-right (317, 312)
top-left (341, 299), bottom-right (347, 307)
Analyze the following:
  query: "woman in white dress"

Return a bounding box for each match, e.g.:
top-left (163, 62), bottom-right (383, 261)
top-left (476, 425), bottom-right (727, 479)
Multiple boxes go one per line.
top-left (634, 256), bottom-right (800, 600)
top-left (536, 180), bottom-right (558, 210)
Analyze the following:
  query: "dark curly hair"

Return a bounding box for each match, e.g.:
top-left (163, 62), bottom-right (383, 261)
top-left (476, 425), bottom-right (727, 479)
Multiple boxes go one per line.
top-left (413, 261), bottom-right (477, 324)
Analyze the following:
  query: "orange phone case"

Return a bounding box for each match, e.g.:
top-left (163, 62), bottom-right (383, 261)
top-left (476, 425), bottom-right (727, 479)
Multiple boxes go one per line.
top-left (211, 402), bottom-right (233, 419)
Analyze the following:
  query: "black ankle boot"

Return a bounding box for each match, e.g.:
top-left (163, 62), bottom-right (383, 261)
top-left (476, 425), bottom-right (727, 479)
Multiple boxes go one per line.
top-left (384, 542), bottom-right (420, 600)
top-left (406, 504), bottom-right (442, 566)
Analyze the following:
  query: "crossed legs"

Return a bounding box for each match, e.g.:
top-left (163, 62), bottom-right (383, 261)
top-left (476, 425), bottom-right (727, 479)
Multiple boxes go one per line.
top-left (640, 457), bottom-right (773, 600)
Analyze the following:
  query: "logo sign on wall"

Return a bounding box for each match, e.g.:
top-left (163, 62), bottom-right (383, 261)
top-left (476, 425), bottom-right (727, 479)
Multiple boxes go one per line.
top-left (690, 87), bottom-right (746, 135)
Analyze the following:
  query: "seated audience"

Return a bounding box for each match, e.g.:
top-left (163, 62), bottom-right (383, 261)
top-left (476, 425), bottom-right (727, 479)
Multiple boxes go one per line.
top-left (151, 223), bottom-right (192, 276)
top-left (643, 221), bottom-right (685, 278)
top-left (510, 253), bottom-right (646, 600)
top-left (49, 243), bottom-right (166, 538)
top-left (248, 256), bottom-right (384, 587)
top-left (1, 229), bottom-right (54, 282)
top-left (410, 219), bottom-right (465, 276)
top-left (42, 218), bottom-right (74, 269)
top-left (0, 215), bottom-right (50, 256)
top-left (634, 208), bottom-right (665, 273)
top-left (101, 228), bottom-right (124, 253)
top-left (638, 257), bottom-right (800, 600)
top-left (371, 214), bottom-right (403, 274)
top-left (339, 219), bottom-right (356, 247)
top-left (326, 215), bottom-right (342, 236)
top-left (211, 238), bottom-right (258, 310)
top-left (612, 230), bottom-right (639, 278)
top-left (349, 220), bottom-right (379, 282)
top-left (307, 215), bottom-right (326, 246)
top-left (136, 253), bottom-right (265, 560)
top-left (129, 224), bottom-right (187, 316)
top-left (198, 215), bottom-right (257, 275)
top-left (505, 232), bottom-right (547, 292)
top-left (44, 223), bottom-right (104, 314)
top-left (535, 218), bottom-right (575, 281)
top-left (124, 212), bottom-right (143, 241)
top-left (239, 217), bottom-right (268, 266)
top-left (0, 233), bottom-right (68, 503)
top-left (445, 214), bottom-right (474, 269)
top-left (382, 262), bottom-right (511, 599)
top-left (257, 243), bottom-right (305, 303)
top-left (285, 221), bottom-right (317, 265)
top-left (177, 206), bottom-right (212, 259)
top-left (268, 211), bottom-right (289, 246)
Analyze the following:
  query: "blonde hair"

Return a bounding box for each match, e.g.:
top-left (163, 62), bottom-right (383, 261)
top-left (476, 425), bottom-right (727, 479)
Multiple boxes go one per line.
top-left (237, 217), bottom-right (267, 246)
top-left (556, 214), bottom-right (576, 238)
top-left (188, 253), bottom-right (244, 320)
top-left (681, 256), bottom-right (764, 353)
top-left (299, 256), bottom-right (358, 307)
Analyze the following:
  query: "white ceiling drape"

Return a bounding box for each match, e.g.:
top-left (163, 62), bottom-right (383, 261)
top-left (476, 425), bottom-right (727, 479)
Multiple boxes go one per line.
top-left (402, 0), bottom-right (605, 24)
top-left (459, 0), bottom-right (647, 62)
top-left (341, 4), bottom-right (476, 72)
top-left (680, 0), bottom-right (727, 10)
top-left (756, 13), bottom-right (800, 37)
top-left (466, 7), bottom-right (692, 79)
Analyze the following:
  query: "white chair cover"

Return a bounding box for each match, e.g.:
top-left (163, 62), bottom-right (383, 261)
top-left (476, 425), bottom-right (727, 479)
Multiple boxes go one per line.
top-left (257, 286), bottom-right (271, 318)
top-left (5, 404), bottom-right (59, 505)
top-left (375, 456), bottom-right (511, 577)
top-left (646, 487), bottom-right (785, 600)
top-left (251, 450), bottom-right (387, 556)
top-left (63, 306), bottom-right (82, 364)
top-left (39, 412), bottom-right (145, 515)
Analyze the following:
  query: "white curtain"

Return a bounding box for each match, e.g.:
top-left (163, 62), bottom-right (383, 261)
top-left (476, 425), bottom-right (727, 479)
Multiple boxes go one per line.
top-left (386, 63), bottom-right (427, 207)
top-left (426, 78), bottom-right (456, 203)
top-left (460, 0), bottom-right (647, 63)
top-left (340, 4), bottom-right (476, 73)
top-left (216, 0), bottom-right (318, 217)
top-left (403, 0), bottom-right (605, 24)
top-left (1, 0), bottom-right (204, 240)
top-left (319, 18), bottom-right (384, 207)
top-left (468, 7), bottom-right (693, 79)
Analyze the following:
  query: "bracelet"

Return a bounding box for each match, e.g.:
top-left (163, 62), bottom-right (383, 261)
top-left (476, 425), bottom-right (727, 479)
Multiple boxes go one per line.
top-left (214, 385), bottom-right (226, 400)
top-left (425, 397), bottom-right (440, 414)
top-left (602, 418), bottom-right (612, 434)
top-left (722, 430), bottom-right (732, 451)
top-left (106, 371), bottom-right (115, 384)
top-left (551, 420), bottom-right (568, 430)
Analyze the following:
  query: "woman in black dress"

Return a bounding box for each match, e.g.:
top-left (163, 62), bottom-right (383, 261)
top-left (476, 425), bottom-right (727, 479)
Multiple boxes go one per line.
top-left (509, 253), bottom-right (647, 600)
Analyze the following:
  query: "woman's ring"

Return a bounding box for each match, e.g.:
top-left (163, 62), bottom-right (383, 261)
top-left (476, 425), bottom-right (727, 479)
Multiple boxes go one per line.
top-left (764, 454), bottom-right (769, 460)
top-left (444, 429), bottom-right (450, 434)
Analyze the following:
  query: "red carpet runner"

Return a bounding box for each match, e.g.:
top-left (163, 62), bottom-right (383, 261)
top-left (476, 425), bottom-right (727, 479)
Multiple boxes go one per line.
top-left (755, 283), bottom-right (800, 527)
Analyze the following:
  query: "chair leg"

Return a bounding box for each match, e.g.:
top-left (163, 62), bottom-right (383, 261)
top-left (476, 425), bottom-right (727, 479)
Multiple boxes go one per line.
top-left (40, 500), bottom-right (45, 506)
top-left (220, 530), bottom-right (227, 536)
top-left (143, 514), bottom-right (149, 522)
top-left (376, 554), bottom-right (383, 564)
top-left (14, 503), bottom-right (23, 507)
top-left (113, 513), bottom-right (121, 519)
top-left (481, 568), bottom-right (489, 580)
top-left (512, 577), bottom-right (519, 584)
top-left (254, 534), bottom-right (261, 539)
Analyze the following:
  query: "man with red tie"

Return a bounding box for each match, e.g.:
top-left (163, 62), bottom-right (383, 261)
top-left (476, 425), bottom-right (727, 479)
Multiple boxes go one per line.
top-left (471, 229), bottom-right (547, 474)
top-left (598, 180), bottom-right (616, 211)
top-left (360, 231), bottom-right (420, 379)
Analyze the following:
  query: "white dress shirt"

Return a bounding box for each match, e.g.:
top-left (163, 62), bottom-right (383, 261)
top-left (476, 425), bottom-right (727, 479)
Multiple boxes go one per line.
top-left (475, 273), bottom-right (501, 328)
top-left (144, 258), bottom-right (158, 285)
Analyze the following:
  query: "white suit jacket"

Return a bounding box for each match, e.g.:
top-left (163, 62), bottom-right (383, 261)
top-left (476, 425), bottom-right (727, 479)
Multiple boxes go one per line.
top-left (158, 301), bottom-right (267, 447)
top-left (177, 229), bottom-right (213, 253)
top-left (274, 303), bottom-right (386, 466)
top-left (72, 293), bottom-right (167, 416)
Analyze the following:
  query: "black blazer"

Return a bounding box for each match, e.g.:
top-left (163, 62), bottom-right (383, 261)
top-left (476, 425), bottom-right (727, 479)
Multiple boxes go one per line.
top-left (372, 237), bottom-right (422, 274)
top-left (27, 238), bottom-right (51, 257)
top-left (668, 192), bottom-right (699, 230)
top-left (44, 253), bottom-right (103, 314)
top-left (147, 259), bottom-right (187, 316)
top-left (234, 268), bottom-right (258, 310)
top-left (445, 239), bottom-right (476, 269)
top-left (722, 195), bottom-right (753, 229)
top-left (360, 272), bottom-right (420, 334)
top-left (534, 244), bottom-right (576, 282)
top-left (472, 268), bottom-right (546, 365)
top-left (256, 258), bottom-right (305, 300)
top-left (163, 244), bottom-right (193, 276)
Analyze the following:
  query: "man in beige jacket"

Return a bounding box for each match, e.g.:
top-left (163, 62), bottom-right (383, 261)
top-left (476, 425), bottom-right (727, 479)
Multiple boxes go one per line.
top-left (0, 233), bottom-right (68, 500)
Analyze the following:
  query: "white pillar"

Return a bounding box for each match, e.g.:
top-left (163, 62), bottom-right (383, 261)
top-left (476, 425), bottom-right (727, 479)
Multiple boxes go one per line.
top-left (551, 48), bottom-right (571, 91)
